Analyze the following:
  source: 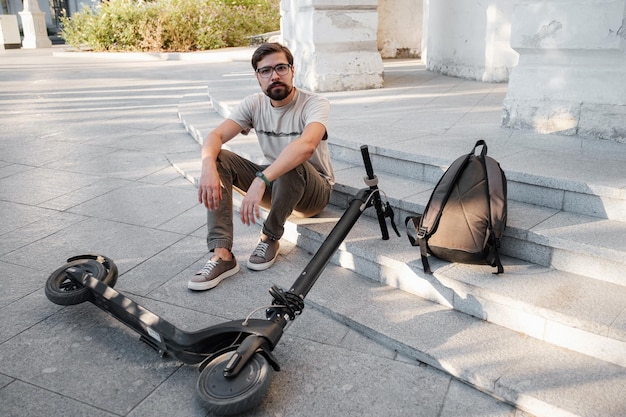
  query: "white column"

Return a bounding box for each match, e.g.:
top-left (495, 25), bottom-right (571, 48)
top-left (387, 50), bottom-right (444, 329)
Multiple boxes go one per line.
top-left (422, 0), bottom-right (519, 82)
top-left (377, 0), bottom-right (422, 58)
top-left (281, 0), bottom-right (383, 92)
top-left (19, 0), bottom-right (52, 49)
top-left (502, 0), bottom-right (626, 142)
top-left (0, 15), bottom-right (22, 49)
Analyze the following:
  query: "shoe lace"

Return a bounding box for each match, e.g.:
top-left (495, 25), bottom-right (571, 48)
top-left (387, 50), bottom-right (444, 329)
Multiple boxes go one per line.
top-left (252, 241), bottom-right (270, 258)
top-left (198, 259), bottom-right (218, 276)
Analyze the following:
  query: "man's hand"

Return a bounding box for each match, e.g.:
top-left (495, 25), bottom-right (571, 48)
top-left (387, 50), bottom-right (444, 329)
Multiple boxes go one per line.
top-left (240, 178), bottom-right (265, 225)
top-left (198, 119), bottom-right (243, 210)
top-left (198, 164), bottom-right (222, 211)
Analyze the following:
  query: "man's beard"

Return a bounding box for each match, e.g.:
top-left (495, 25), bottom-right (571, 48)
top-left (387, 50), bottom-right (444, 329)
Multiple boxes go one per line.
top-left (265, 82), bottom-right (293, 101)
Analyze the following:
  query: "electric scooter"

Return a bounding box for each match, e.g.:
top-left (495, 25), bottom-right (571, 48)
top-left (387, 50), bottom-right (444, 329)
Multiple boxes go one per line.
top-left (45, 145), bottom-right (399, 416)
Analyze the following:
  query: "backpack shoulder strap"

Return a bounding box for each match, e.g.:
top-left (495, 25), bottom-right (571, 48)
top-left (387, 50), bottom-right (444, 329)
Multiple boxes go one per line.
top-left (420, 150), bottom-right (473, 233)
top-left (485, 156), bottom-right (507, 240)
top-left (406, 143), bottom-right (477, 275)
top-left (476, 140), bottom-right (505, 274)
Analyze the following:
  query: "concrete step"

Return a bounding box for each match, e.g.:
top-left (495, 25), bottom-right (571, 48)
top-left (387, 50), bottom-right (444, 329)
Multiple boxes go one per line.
top-left (281, 202), bottom-right (626, 369)
top-left (297, 253), bottom-right (626, 417)
top-left (175, 93), bottom-right (626, 368)
top-left (328, 157), bottom-right (626, 289)
top-left (326, 135), bottom-right (626, 224)
top-left (178, 91), bottom-right (626, 288)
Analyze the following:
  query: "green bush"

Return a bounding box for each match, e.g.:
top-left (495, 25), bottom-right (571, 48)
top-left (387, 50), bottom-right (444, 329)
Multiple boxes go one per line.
top-left (60, 0), bottom-right (280, 52)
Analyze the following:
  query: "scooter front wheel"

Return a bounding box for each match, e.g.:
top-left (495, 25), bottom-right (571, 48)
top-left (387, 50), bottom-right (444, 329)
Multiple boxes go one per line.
top-left (197, 351), bottom-right (273, 416)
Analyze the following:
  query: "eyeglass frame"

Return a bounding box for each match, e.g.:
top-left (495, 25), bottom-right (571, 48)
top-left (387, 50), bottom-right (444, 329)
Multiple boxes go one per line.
top-left (255, 63), bottom-right (293, 78)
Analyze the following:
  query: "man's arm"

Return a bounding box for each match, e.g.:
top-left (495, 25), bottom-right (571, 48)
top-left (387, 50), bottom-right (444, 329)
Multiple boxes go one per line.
top-left (263, 122), bottom-right (326, 182)
top-left (240, 121), bottom-right (327, 225)
top-left (198, 119), bottom-right (243, 210)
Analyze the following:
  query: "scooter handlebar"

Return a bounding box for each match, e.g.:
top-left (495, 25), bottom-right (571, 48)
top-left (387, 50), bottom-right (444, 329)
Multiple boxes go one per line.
top-left (360, 145), bottom-right (376, 180)
top-left (359, 145), bottom-right (389, 240)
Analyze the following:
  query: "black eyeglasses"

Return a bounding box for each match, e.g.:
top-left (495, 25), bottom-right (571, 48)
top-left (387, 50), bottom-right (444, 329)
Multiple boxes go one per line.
top-left (255, 64), bottom-right (292, 78)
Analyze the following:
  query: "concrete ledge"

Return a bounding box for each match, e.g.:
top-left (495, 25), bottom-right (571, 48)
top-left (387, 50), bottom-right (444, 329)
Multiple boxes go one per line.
top-left (53, 47), bottom-right (254, 63)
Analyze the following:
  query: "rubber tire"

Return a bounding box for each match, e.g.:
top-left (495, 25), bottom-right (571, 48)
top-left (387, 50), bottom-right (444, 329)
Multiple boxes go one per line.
top-left (67, 254), bottom-right (118, 288)
top-left (45, 256), bottom-right (118, 306)
top-left (197, 351), bottom-right (273, 416)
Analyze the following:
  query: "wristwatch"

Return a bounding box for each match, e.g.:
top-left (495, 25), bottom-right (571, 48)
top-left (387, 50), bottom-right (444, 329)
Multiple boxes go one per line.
top-left (255, 171), bottom-right (271, 187)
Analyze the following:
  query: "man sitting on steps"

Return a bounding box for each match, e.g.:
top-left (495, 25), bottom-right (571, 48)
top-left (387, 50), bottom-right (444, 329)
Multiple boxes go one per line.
top-left (188, 42), bottom-right (335, 291)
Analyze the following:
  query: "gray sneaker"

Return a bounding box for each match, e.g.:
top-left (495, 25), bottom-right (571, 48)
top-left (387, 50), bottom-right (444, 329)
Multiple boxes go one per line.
top-left (188, 257), bottom-right (239, 291)
top-left (246, 238), bottom-right (280, 271)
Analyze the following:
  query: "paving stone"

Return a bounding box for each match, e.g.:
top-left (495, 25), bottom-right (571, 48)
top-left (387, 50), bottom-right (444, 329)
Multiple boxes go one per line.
top-left (1, 379), bottom-right (118, 417)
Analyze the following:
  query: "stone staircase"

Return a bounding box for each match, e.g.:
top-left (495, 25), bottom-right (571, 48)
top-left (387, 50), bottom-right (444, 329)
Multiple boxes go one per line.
top-left (172, 61), bottom-right (626, 417)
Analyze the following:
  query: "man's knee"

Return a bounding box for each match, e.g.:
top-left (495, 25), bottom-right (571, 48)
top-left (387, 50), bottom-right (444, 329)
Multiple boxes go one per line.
top-left (215, 149), bottom-right (243, 181)
top-left (216, 149), bottom-right (236, 165)
top-left (274, 165), bottom-right (306, 188)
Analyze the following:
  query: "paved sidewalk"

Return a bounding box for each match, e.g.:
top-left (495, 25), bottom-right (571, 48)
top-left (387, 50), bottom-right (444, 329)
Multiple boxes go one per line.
top-left (0, 47), bottom-right (528, 416)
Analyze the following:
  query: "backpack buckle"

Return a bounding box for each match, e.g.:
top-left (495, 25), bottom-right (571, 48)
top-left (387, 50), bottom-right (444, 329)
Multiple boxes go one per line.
top-left (417, 227), bottom-right (427, 239)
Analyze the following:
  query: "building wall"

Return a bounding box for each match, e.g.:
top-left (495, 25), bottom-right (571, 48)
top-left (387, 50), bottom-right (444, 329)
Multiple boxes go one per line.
top-left (6, 0), bottom-right (95, 31)
top-left (6, 0), bottom-right (52, 28)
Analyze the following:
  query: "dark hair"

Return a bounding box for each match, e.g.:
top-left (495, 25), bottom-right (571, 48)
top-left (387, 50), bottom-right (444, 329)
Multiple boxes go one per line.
top-left (251, 43), bottom-right (294, 70)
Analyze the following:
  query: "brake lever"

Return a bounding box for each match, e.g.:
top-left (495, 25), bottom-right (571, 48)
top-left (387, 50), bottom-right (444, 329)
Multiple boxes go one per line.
top-left (384, 202), bottom-right (401, 237)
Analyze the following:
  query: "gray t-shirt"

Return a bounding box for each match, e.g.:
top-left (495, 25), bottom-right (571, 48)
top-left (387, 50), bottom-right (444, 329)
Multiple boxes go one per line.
top-left (228, 88), bottom-right (335, 185)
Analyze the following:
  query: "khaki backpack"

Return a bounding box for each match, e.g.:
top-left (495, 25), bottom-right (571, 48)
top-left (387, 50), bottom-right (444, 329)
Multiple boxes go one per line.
top-left (405, 140), bottom-right (507, 274)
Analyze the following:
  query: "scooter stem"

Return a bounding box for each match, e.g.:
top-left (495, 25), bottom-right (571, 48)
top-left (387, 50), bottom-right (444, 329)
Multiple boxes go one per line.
top-left (289, 188), bottom-right (370, 299)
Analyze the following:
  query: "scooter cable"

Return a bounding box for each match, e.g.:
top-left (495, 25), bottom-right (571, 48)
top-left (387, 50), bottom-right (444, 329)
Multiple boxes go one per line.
top-left (269, 285), bottom-right (305, 320)
top-left (242, 305), bottom-right (286, 326)
top-left (359, 188), bottom-right (389, 211)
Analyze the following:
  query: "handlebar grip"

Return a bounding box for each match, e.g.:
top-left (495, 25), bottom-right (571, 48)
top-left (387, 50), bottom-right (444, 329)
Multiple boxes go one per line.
top-left (360, 145), bottom-right (375, 180)
top-left (360, 145), bottom-right (389, 240)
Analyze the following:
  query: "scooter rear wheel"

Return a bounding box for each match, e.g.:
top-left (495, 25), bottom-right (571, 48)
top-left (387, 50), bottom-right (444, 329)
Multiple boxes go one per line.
top-left (45, 256), bottom-right (118, 306)
top-left (197, 351), bottom-right (273, 416)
